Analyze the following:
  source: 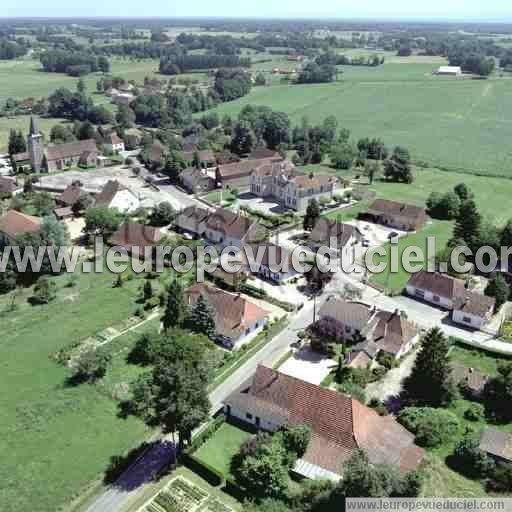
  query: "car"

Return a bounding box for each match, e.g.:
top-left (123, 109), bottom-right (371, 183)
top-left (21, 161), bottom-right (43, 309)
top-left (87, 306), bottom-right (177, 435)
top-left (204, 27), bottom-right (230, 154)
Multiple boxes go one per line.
top-left (362, 239), bottom-right (370, 247)
top-left (182, 233), bottom-right (194, 240)
top-left (388, 231), bottom-right (399, 239)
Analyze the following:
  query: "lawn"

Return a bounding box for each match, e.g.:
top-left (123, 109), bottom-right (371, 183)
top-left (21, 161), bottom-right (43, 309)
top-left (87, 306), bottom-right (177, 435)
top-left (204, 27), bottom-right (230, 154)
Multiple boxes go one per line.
top-left (369, 220), bottom-right (453, 293)
top-left (195, 422), bottom-right (253, 478)
top-left (204, 61), bottom-right (512, 177)
top-left (0, 265), bottom-right (157, 512)
top-left (449, 343), bottom-right (512, 378)
top-left (323, 201), bottom-right (370, 222)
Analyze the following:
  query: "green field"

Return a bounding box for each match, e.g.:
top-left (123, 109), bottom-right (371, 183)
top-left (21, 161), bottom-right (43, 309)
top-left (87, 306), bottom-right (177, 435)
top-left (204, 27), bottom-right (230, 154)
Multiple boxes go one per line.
top-left (205, 60), bottom-right (512, 176)
top-left (195, 422), bottom-right (253, 478)
top-left (0, 267), bottom-right (153, 512)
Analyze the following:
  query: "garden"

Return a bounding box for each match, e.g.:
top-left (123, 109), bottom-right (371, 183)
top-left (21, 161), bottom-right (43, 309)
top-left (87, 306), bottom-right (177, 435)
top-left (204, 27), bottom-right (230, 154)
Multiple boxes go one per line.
top-left (143, 476), bottom-right (234, 512)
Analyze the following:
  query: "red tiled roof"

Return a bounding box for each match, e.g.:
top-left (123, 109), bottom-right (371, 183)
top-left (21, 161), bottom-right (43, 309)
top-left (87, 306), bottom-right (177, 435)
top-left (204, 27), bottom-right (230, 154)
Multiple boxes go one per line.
top-left (217, 158), bottom-right (278, 179)
top-left (293, 174), bottom-right (336, 189)
top-left (46, 139), bottom-right (97, 162)
top-left (94, 180), bottom-right (130, 207)
top-left (108, 222), bottom-right (163, 252)
top-left (454, 290), bottom-right (495, 317)
top-left (366, 199), bottom-right (426, 223)
top-left (0, 210), bottom-right (42, 239)
top-left (310, 218), bottom-right (361, 248)
top-left (407, 270), bottom-right (466, 300)
top-left (206, 207), bottom-right (258, 241)
top-left (372, 310), bottom-right (419, 356)
top-left (248, 148), bottom-right (281, 160)
top-left (226, 366), bottom-right (424, 476)
top-left (185, 283), bottom-right (269, 340)
top-left (0, 177), bottom-right (21, 195)
top-left (479, 428), bottom-right (512, 462)
top-left (57, 184), bottom-right (84, 206)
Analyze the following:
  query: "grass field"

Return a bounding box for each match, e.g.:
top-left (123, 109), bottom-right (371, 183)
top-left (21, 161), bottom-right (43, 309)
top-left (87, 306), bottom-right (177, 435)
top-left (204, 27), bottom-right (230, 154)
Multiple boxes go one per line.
top-left (205, 60), bottom-right (512, 176)
top-left (369, 220), bottom-right (453, 292)
top-left (195, 422), bottom-right (253, 478)
top-left (0, 266), bottom-right (153, 512)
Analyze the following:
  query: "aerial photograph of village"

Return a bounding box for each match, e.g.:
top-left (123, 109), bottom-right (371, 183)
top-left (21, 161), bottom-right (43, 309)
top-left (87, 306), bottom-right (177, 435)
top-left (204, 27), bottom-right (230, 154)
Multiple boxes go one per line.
top-left (1, 0), bottom-right (512, 511)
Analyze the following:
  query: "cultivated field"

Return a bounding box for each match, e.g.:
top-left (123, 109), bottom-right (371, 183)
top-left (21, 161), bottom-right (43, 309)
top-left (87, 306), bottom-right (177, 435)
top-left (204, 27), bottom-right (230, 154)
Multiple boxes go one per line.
top-left (207, 60), bottom-right (512, 176)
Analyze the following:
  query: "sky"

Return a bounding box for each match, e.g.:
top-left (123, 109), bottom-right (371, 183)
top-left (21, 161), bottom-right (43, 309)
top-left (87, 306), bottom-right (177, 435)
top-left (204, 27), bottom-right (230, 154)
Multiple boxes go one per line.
top-left (1, 0), bottom-right (512, 20)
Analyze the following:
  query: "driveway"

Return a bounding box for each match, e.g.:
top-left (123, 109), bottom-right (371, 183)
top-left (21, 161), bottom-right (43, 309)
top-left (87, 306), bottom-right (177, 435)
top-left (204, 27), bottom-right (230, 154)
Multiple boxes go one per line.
top-left (279, 345), bottom-right (335, 385)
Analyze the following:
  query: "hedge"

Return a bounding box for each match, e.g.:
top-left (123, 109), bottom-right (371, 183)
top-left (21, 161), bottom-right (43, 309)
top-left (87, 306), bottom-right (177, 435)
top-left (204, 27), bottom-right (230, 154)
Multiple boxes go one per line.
top-left (223, 478), bottom-right (246, 501)
top-left (181, 452), bottom-right (224, 487)
top-left (187, 415), bottom-right (225, 454)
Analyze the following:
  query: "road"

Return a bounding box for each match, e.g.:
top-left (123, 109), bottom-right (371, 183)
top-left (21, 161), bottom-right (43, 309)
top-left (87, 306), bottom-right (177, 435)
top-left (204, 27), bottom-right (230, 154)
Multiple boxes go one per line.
top-left (82, 300), bottom-right (318, 512)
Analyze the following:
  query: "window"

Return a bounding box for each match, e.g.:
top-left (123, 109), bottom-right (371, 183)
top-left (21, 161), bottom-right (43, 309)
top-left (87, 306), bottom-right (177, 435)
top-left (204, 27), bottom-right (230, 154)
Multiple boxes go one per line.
top-left (246, 413), bottom-right (253, 420)
top-left (415, 289), bottom-right (425, 298)
top-left (433, 295), bottom-right (440, 303)
top-left (255, 417), bottom-right (261, 427)
top-left (345, 326), bottom-right (351, 333)
top-left (463, 316), bottom-right (472, 324)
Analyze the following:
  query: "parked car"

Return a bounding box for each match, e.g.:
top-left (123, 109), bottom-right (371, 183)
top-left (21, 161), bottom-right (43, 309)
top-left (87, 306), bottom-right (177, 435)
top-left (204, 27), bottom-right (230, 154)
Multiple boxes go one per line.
top-left (362, 239), bottom-right (370, 247)
top-left (388, 231), bottom-right (399, 239)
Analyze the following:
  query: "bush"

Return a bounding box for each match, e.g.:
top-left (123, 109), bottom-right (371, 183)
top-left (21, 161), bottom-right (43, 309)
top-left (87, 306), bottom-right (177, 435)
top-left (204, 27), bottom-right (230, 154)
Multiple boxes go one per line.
top-left (464, 403), bottom-right (485, 422)
top-left (451, 435), bottom-right (495, 479)
top-left (376, 351), bottom-right (397, 370)
top-left (181, 452), bottom-right (224, 487)
top-left (398, 407), bottom-right (459, 447)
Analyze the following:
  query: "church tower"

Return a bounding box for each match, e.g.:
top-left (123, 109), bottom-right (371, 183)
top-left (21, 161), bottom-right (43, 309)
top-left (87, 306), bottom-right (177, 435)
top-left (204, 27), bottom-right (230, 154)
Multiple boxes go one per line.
top-left (27, 116), bottom-right (44, 172)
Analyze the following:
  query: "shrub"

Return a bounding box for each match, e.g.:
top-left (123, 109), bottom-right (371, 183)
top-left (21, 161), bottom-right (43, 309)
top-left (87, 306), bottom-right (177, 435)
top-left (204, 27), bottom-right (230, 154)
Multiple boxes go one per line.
top-left (181, 452), bottom-right (224, 487)
top-left (464, 403), bottom-right (485, 422)
top-left (398, 407), bottom-right (459, 447)
top-left (451, 435), bottom-right (495, 479)
top-left (377, 351), bottom-right (397, 370)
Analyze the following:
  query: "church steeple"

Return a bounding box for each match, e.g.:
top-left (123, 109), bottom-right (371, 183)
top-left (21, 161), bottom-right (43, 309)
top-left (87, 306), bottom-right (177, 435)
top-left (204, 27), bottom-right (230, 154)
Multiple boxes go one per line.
top-left (29, 115), bottom-right (40, 136)
top-left (27, 116), bottom-right (44, 172)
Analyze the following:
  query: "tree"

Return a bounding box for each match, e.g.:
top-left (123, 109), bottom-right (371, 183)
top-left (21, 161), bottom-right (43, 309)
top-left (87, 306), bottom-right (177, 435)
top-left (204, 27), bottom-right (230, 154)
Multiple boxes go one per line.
top-left (483, 362), bottom-right (512, 422)
top-left (71, 193), bottom-right (94, 216)
top-left (0, 253), bottom-right (17, 294)
top-left (501, 219), bottom-right (512, 248)
top-left (452, 435), bottom-right (494, 479)
top-left (76, 120), bottom-right (96, 140)
top-left (84, 207), bottom-right (122, 239)
top-left (77, 78), bottom-right (87, 95)
top-left (185, 295), bottom-right (216, 339)
top-left (330, 142), bottom-right (357, 170)
top-left (364, 160), bottom-right (380, 184)
top-left (453, 199), bottom-right (481, 253)
top-left (129, 330), bottom-right (212, 445)
top-left (281, 425), bottom-right (310, 458)
top-left (485, 273), bottom-right (509, 312)
top-left (426, 191), bottom-right (461, 220)
top-left (303, 198), bottom-right (320, 231)
top-left (143, 280), bottom-right (153, 302)
top-left (230, 120), bottom-right (256, 155)
top-left (403, 327), bottom-right (456, 407)
top-left (148, 202), bottom-right (175, 227)
top-left (161, 279), bottom-right (187, 331)
top-left (8, 129), bottom-right (26, 155)
top-left (334, 450), bottom-right (416, 498)
top-left (73, 347), bottom-right (112, 383)
top-left (397, 407), bottom-right (459, 447)
top-left (454, 183), bottom-right (473, 203)
top-left (88, 105), bottom-right (113, 125)
top-left (50, 124), bottom-right (76, 144)
top-left (115, 105), bottom-right (136, 129)
top-left (162, 151), bottom-right (186, 181)
top-left (383, 146), bottom-right (413, 183)
top-left (397, 46), bottom-right (412, 57)
top-left (31, 277), bottom-right (57, 305)
top-left (254, 73), bottom-right (266, 86)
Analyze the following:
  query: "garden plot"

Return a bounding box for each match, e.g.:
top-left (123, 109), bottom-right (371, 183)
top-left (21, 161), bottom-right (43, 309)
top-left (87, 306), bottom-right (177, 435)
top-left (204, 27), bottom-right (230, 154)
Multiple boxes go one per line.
top-left (142, 476), bottom-right (233, 512)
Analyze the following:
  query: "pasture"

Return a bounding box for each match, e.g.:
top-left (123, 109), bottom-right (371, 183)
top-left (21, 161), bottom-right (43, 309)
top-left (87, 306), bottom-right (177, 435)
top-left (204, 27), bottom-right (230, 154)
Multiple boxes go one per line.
top-left (207, 61), bottom-right (512, 177)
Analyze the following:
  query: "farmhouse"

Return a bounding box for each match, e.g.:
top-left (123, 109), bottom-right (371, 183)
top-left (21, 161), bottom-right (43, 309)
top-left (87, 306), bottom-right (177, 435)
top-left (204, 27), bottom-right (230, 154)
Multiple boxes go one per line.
top-left (479, 428), bottom-right (512, 464)
top-left (452, 291), bottom-right (495, 330)
top-left (94, 180), bottom-right (140, 213)
top-left (0, 176), bottom-right (22, 198)
top-left (180, 167), bottom-right (216, 194)
top-left (224, 365), bottom-right (424, 481)
top-left (108, 222), bottom-right (163, 257)
top-left (174, 205), bottom-right (210, 238)
top-left (204, 207), bottom-right (262, 248)
top-left (216, 156), bottom-right (285, 189)
top-left (359, 199), bottom-right (427, 231)
top-left (184, 283), bottom-right (269, 348)
top-left (436, 66), bottom-right (462, 76)
top-left (56, 183), bottom-right (86, 207)
top-left (406, 270), bottom-right (466, 309)
top-left (312, 297), bottom-right (420, 365)
top-left (309, 218), bottom-right (362, 260)
top-left (0, 210), bottom-right (42, 245)
top-left (250, 163), bottom-right (336, 212)
top-left (244, 241), bottom-right (298, 283)
top-left (102, 133), bottom-right (125, 154)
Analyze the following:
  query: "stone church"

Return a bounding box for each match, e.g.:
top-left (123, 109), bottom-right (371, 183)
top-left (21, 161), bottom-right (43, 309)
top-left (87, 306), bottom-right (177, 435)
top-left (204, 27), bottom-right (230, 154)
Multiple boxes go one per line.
top-left (12, 117), bottom-right (98, 173)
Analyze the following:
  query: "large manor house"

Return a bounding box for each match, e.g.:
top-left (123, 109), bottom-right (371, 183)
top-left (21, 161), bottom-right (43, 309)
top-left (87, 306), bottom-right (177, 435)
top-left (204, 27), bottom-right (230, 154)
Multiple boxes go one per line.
top-left (12, 117), bottom-right (98, 173)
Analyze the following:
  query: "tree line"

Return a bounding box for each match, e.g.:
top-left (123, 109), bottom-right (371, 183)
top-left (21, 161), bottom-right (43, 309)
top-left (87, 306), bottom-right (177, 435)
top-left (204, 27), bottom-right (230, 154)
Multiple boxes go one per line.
top-left (40, 49), bottom-right (110, 76)
top-left (159, 53), bottom-right (250, 75)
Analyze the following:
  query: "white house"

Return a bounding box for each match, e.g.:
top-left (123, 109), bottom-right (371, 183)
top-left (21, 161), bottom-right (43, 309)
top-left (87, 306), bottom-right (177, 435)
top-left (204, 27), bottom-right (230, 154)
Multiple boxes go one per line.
top-left (452, 291), bottom-right (495, 330)
top-left (405, 270), bottom-right (466, 310)
top-left (184, 283), bottom-right (269, 349)
top-left (94, 180), bottom-right (140, 214)
top-left (436, 66), bottom-right (462, 76)
top-left (103, 133), bottom-right (125, 154)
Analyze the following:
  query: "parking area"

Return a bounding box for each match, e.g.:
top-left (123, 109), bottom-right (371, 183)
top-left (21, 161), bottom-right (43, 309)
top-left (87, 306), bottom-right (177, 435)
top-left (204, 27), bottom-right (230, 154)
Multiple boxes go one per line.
top-left (278, 345), bottom-right (335, 385)
top-left (247, 274), bottom-right (307, 307)
top-left (36, 165), bottom-right (199, 210)
top-left (235, 192), bottom-right (288, 216)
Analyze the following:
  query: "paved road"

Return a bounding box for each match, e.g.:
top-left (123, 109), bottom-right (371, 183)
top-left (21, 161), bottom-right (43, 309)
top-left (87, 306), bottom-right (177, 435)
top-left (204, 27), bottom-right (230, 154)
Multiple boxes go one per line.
top-left (83, 300), bottom-right (318, 512)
